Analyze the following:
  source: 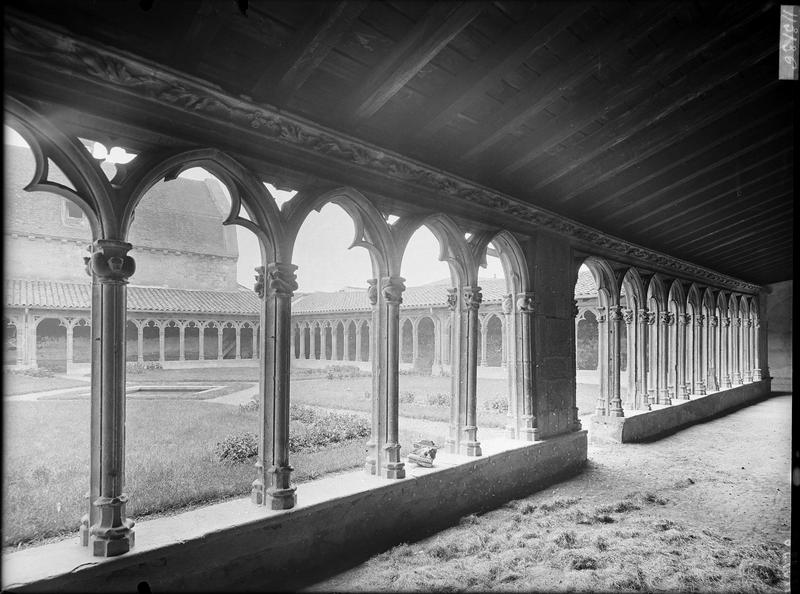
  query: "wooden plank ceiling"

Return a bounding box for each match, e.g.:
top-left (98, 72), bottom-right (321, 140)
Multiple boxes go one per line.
top-left (5, 0), bottom-right (794, 285)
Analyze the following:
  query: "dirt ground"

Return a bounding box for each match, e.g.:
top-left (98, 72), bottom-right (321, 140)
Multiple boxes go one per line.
top-left (306, 393), bottom-right (792, 592)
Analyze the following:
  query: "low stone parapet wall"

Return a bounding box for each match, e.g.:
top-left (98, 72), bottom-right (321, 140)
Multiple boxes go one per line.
top-left (2, 431), bottom-right (587, 593)
top-left (589, 380), bottom-right (771, 443)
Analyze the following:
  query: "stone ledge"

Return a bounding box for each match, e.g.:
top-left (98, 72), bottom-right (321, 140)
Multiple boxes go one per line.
top-left (588, 380), bottom-right (772, 443)
top-left (2, 431), bottom-right (587, 593)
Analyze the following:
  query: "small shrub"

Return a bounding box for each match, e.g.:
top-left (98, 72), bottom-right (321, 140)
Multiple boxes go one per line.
top-left (482, 394), bottom-right (509, 414)
top-left (653, 519), bottom-right (678, 531)
top-left (399, 391), bottom-right (416, 404)
top-left (643, 492), bottom-right (668, 505)
top-left (20, 367), bottom-right (55, 378)
top-left (214, 432), bottom-right (258, 464)
top-left (289, 403), bottom-right (317, 424)
top-left (554, 530), bottom-right (578, 549)
top-left (426, 392), bottom-right (451, 407)
top-left (239, 396), bottom-right (259, 413)
top-left (595, 536), bottom-right (608, 551)
top-left (540, 497), bottom-right (581, 512)
top-left (741, 561), bottom-right (781, 586)
top-left (324, 365), bottom-right (363, 380)
top-left (126, 361), bottom-right (162, 374)
top-left (568, 555), bottom-right (598, 570)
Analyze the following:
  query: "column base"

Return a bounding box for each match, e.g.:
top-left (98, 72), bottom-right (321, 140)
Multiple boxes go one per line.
top-left (519, 427), bottom-right (539, 441)
top-left (364, 458), bottom-right (377, 475)
top-left (504, 425), bottom-right (516, 439)
top-left (462, 441), bottom-right (482, 456)
top-left (92, 530), bottom-right (134, 557)
top-left (445, 438), bottom-right (458, 454)
top-left (659, 388), bottom-right (671, 406)
top-left (265, 487), bottom-right (297, 510)
top-left (608, 407), bottom-right (624, 418)
top-left (753, 369), bottom-right (762, 381)
top-left (722, 375), bottom-right (732, 389)
top-left (695, 383), bottom-right (706, 396)
top-left (384, 463), bottom-right (406, 479)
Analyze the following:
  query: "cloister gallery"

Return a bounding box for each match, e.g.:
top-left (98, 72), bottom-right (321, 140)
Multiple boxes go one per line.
top-left (2, 1), bottom-right (792, 592)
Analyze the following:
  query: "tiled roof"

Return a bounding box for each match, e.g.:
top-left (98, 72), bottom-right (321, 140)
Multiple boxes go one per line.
top-left (575, 267), bottom-right (597, 297)
top-left (5, 279), bottom-right (259, 316)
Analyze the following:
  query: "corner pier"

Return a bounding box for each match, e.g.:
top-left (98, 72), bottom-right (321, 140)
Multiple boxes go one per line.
top-left (2, 431), bottom-right (587, 593)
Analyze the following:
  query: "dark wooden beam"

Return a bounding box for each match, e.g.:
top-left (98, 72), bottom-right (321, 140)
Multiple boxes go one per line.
top-left (496, 1), bottom-right (772, 177)
top-left (528, 37), bottom-right (774, 196)
top-left (457, 3), bottom-right (672, 162)
top-left (621, 154), bottom-right (792, 233)
top-left (578, 107), bottom-right (787, 219)
top-left (729, 245), bottom-right (793, 269)
top-left (407, 3), bottom-right (592, 141)
top-left (345, 1), bottom-right (484, 123)
top-left (597, 122), bottom-right (787, 225)
top-left (169, 0), bottom-right (222, 71)
top-left (249, 1), bottom-right (369, 104)
top-left (692, 221), bottom-right (794, 259)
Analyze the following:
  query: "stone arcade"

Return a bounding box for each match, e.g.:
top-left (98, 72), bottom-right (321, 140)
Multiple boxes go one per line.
top-left (2, 2), bottom-right (791, 591)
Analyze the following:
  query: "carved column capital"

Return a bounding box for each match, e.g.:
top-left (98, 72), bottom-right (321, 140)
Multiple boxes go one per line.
top-left (608, 305), bottom-right (623, 322)
top-left (382, 276), bottom-right (405, 304)
top-left (721, 316), bottom-right (731, 327)
top-left (709, 315), bottom-right (719, 327)
top-left (264, 263), bottom-right (298, 297)
top-left (572, 298), bottom-right (580, 319)
top-left (743, 318), bottom-right (752, 327)
top-left (446, 287), bottom-right (458, 311)
top-left (645, 311), bottom-right (657, 325)
top-left (463, 286), bottom-right (482, 310)
top-left (84, 240), bottom-right (135, 282)
top-left (659, 311), bottom-right (675, 326)
top-left (695, 315), bottom-right (705, 327)
top-left (254, 266), bottom-right (265, 298)
top-left (367, 278), bottom-right (378, 307)
top-left (622, 308), bottom-right (634, 325)
top-left (516, 292), bottom-right (535, 314)
top-left (735, 317), bottom-right (743, 327)
top-left (501, 293), bottom-right (513, 315)
top-left (678, 313), bottom-right (692, 326)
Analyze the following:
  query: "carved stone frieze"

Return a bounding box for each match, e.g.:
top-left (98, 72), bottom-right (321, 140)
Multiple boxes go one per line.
top-left (2, 14), bottom-right (763, 295)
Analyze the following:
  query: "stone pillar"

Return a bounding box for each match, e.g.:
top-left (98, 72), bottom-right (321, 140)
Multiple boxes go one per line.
top-left (479, 319), bottom-right (488, 368)
top-left (28, 315), bottom-right (38, 368)
top-left (217, 324), bottom-right (224, 360)
top-left (676, 314), bottom-right (691, 399)
top-left (365, 279), bottom-right (383, 475)
top-left (382, 276), bottom-right (406, 478)
top-left (446, 287), bottom-right (464, 454)
top-left (707, 316), bottom-right (719, 390)
top-left (331, 324), bottom-right (339, 361)
top-left (462, 286), bottom-right (483, 455)
top-left (253, 324), bottom-right (259, 360)
top-left (623, 309), bottom-right (636, 408)
top-left (596, 307), bottom-right (609, 414)
top-left (342, 322), bottom-right (350, 362)
top-left (752, 319), bottom-right (762, 380)
top-left (80, 239), bottom-right (135, 556)
top-left (433, 318), bottom-right (442, 368)
top-left (608, 305), bottom-right (624, 417)
top-left (198, 323), bottom-right (205, 361)
top-left (637, 307), bottom-right (649, 408)
top-left (320, 322), bottom-right (328, 361)
top-left (299, 324), bottom-right (307, 360)
top-left (502, 294), bottom-right (514, 437)
top-left (731, 317), bottom-right (742, 384)
top-left (311, 323), bottom-right (319, 360)
top-left (235, 323), bottom-right (242, 360)
top-left (354, 322), bottom-right (362, 363)
top-left (158, 322), bottom-right (166, 363)
top-left (645, 311), bottom-right (658, 407)
top-left (251, 264), bottom-right (297, 510)
top-left (743, 318), bottom-right (753, 382)
top-left (659, 311), bottom-right (673, 405)
top-left (720, 317), bottom-right (732, 388)
top-left (65, 320), bottom-right (75, 368)
top-left (693, 315), bottom-right (706, 395)
top-left (411, 319), bottom-right (419, 368)
top-left (178, 323), bottom-right (185, 361)
top-left (517, 292), bottom-right (538, 439)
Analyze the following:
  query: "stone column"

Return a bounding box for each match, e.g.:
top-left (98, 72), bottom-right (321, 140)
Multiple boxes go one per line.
top-left (365, 279), bottom-right (383, 475)
top-left (596, 307), bottom-right (609, 414)
top-left (65, 320), bottom-right (75, 369)
top-left (251, 264), bottom-right (297, 510)
top-left (731, 317), bottom-right (742, 384)
top-left (311, 322), bottom-right (319, 360)
top-left (446, 288), bottom-right (464, 453)
top-left (411, 319), bottom-right (419, 368)
top-left (28, 315), bottom-right (38, 368)
top-left (676, 314), bottom-right (691, 399)
top-left (198, 323), bottom-right (205, 361)
top-left (637, 307), bottom-right (649, 408)
top-left (645, 311), bottom-right (658, 407)
top-left (217, 323), bottom-right (224, 360)
top-left (752, 319), bottom-right (762, 380)
top-left (502, 294), bottom-right (514, 437)
top-left (382, 276), bottom-right (406, 478)
top-left (178, 322), bottom-right (186, 361)
top-left (235, 323), bottom-right (242, 360)
top-left (707, 316), bottom-right (719, 390)
top-left (608, 305), bottom-right (624, 417)
top-left (433, 318), bottom-right (442, 368)
top-left (659, 311), bottom-right (673, 405)
top-left (80, 239), bottom-right (135, 556)
top-left (742, 318), bottom-right (753, 383)
top-left (320, 322), bottom-right (328, 361)
top-left (462, 287), bottom-right (483, 455)
top-left (331, 324), bottom-right (339, 361)
top-left (157, 322), bottom-right (166, 363)
top-left (342, 322), bottom-right (350, 362)
top-left (693, 315), bottom-right (706, 395)
top-left (516, 293), bottom-right (538, 439)
top-left (623, 309), bottom-right (636, 409)
top-left (720, 317), bottom-right (732, 388)
top-left (299, 324), bottom-right (307, 360)
top-left (254, 324), bottom-right (259, 360)
top-left (479, 318), bottom-right (488, 368)
top-left (354, 322), bottom-right (362, 363)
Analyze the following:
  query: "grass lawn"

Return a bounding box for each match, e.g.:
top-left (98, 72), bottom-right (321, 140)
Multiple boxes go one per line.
top-left (2, 372), bottom-right (88, 395)
top-left (1, 398), bottom-right (443, 549)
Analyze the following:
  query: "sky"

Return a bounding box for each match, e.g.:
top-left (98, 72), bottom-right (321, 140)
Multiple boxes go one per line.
top-left (5, 126), bottom-right (505, 292)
